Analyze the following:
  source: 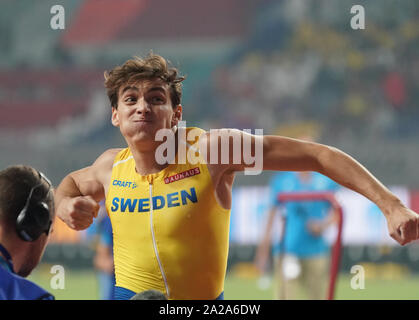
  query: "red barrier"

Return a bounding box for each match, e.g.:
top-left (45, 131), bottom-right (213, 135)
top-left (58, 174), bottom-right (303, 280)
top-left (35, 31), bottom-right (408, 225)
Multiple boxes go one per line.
top-left (277, 192), bottom-right (344, 300)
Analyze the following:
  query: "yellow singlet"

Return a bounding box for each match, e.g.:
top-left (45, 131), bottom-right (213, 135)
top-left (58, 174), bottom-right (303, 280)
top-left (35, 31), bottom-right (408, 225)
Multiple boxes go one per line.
top-left (105, 127), bottom-right (231, 299)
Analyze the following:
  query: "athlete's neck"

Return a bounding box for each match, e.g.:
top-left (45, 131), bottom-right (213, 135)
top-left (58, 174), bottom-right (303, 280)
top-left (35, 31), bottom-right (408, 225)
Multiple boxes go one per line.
top-left (132, 150), bottom-right (169, 176)
top-left (130, 130), bottom-right (179, 176)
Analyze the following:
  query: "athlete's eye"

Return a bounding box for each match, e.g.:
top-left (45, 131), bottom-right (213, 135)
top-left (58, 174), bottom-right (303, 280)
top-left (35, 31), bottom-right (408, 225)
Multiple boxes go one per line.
top-left (124, 96), bottom-right (137, 104)
top-left (149, 95), bottom-right (165, 104)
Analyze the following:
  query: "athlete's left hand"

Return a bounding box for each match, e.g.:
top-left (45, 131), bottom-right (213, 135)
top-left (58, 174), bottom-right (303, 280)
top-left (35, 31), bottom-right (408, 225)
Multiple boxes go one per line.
top-left (384, 202), bottom-right (419, 245)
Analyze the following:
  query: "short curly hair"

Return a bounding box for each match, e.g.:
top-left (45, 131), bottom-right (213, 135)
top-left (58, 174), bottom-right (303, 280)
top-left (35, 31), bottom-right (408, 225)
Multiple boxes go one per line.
top-left (104, 53), bottom-right (186, 109)
top-left (0, 165), bottom-right (53, 229)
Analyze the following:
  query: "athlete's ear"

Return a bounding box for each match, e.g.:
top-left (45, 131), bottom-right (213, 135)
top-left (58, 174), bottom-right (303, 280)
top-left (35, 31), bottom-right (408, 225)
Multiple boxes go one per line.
top-left (171, 105), bottom-right (182, 128)
top-left (111, 106), bottom-right (120, 127)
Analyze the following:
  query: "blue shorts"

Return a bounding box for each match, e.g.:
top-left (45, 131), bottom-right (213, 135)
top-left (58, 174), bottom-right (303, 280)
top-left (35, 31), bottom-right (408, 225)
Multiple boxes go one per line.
top-left (114, 286), bottom-right (224, 300)
top-left (114, 286), bottom-right (136, 300)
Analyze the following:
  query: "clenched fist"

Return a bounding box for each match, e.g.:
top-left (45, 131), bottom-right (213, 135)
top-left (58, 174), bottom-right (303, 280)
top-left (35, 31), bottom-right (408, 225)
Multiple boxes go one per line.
top-left (57, 195), bottom-right (100, 230)
top-left (384, 202), bottom-right (419, 245)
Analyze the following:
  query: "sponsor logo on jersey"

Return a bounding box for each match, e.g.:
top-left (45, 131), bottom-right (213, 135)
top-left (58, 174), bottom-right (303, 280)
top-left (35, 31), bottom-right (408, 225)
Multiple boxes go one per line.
top-left (164, 167), bottom-right (200, 184)
top-left (112, 180), bottom-right (137, 189)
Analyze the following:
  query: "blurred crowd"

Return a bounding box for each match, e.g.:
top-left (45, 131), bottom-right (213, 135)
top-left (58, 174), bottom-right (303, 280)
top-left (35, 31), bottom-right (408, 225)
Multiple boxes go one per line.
top-left (206, 0), bottom-right (419, 143)
top-left (0, 0), bottom-right (418, 186)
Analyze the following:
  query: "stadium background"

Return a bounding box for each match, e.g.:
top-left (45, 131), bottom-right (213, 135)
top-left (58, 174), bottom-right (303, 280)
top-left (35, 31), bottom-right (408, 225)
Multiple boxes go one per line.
top-left (1, 0), bottom-right (419, 299)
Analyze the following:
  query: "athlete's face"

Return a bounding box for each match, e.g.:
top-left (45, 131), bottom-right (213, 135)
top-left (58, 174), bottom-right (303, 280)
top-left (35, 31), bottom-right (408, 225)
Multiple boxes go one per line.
top-left (111, 79), bottom-right (182, 144)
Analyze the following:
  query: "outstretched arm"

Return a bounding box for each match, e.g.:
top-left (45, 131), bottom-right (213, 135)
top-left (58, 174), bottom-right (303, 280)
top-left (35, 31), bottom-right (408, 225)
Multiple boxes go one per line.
top-left (202, 129), bottom-right (419, 245)
top-left (261, 135), bottom-right (418, 245)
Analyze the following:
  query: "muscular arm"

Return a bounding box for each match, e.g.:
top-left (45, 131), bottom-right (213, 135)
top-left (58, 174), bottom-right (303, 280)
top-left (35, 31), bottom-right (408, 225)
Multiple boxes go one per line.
top-left (202, 129), bottom-right (419, 245)
top-left (55, 148), bottom-right (121, 230)
top-left (262, 135), bottom-right (398, 213)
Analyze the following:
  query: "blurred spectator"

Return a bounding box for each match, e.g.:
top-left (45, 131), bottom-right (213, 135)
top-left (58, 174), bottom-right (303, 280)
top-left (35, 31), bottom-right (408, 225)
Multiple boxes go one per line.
top-left (383, 71), bottom-right (407, 109)
top-left (87, 201), bottom-right (115, 300)
top-left (255, 135), bottom-right (340, 300)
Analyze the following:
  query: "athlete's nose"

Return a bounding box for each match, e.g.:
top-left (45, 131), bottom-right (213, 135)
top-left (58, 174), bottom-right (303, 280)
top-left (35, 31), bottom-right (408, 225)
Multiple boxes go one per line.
top-left (136, 98), bottom-right (151, 114)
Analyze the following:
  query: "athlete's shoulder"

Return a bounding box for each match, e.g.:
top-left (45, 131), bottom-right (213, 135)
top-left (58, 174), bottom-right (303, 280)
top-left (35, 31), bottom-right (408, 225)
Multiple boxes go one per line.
top-left (93, 148), bottom-right (125, 168)
top-left (85, 148), bottom-right (125, 185)
top-left (181, 127), bottom-right (206, 148)
top-left (197, 128), bottom-right (241, 138)
top-left (100, 148), bottom-right (126, 160)
top-left (69, 148), bottom-right (123, 180)
top-left (194, 128), bottom-right (242, 151)
top-left (186, 126), bottom-right (206, 132)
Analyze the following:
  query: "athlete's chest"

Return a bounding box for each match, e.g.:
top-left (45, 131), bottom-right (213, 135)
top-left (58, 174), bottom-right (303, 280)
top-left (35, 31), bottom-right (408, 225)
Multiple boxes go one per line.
top-left (107, 166), bottom-right (207, 215)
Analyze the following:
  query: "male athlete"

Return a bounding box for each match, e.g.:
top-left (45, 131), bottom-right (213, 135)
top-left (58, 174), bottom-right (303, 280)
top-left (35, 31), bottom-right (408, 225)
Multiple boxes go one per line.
top-left (55, 53), bottom-right (419, 300)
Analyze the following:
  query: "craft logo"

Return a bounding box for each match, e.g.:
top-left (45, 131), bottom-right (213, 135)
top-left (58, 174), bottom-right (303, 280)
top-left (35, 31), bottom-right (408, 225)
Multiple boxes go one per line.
top-left (164, 167), bottom-right (200, 184)
top-left (112, 180), bottom-right (137, 189)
